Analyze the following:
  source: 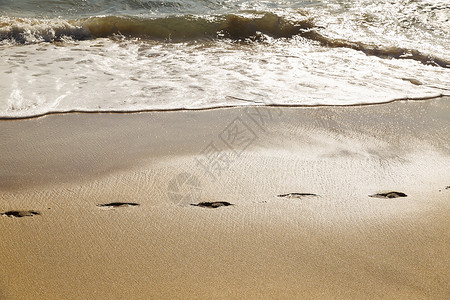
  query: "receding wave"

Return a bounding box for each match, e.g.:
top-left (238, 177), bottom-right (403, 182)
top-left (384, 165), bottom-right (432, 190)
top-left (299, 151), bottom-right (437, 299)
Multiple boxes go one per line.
top-left (301, 31), bottom-right (450, 69)
top-left (1, 13), bottom-right (449, 68)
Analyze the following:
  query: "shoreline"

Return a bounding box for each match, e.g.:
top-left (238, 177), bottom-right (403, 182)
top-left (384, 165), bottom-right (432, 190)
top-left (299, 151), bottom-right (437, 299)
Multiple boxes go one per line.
top-left (1, 97), bottom-right (449, 299)
top-left (0, 94), bottom-right (448, 121)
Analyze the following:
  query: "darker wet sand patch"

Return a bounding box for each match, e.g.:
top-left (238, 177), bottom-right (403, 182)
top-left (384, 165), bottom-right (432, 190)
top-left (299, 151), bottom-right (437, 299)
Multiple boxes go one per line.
top-left (96, 202), bottom-right (140, 208)
top-left (1, 210), bottom-right (40, 218)
top-left (191, 201), bottom-right (233, 208)
top-left (369, 192), bottom-right (407, 199)
top-left (277, 193), bottom-right (318, 198)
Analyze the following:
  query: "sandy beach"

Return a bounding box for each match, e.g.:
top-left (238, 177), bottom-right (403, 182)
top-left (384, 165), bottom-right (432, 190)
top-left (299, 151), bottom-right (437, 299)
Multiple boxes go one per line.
top-left (0, 98), bottom-right (449, 299)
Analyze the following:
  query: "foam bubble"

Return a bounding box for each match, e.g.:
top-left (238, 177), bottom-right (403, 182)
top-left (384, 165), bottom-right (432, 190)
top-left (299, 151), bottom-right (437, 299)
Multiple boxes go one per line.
top-left (0, 38), bottom-right (448, 118)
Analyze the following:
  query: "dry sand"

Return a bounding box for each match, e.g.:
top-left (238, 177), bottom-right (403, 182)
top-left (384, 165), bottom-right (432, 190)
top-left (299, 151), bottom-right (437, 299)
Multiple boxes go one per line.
top-left (0, 98), bottom-right (449, 299)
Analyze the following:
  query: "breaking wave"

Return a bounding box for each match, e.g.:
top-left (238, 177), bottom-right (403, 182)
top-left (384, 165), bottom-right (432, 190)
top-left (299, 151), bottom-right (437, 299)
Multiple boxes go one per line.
top-left (1, 13), bottom-right (448, 68)
top-left (0, 13), bottom-right (314, 43)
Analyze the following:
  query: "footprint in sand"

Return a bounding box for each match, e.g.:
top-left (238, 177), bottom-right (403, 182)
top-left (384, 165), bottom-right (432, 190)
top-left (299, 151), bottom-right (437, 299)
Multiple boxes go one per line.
top-left (1, 210), bottom-right (40, 218)
top-left (369, 192), bottom-right (407, 199)
top-left (96, 202), bottom-right (140, 208)
top-left (438, 186), bottom-right (449, 192)
top-left (277, 193), bottom-right (318, 199)
top-left (191, 201), bottom-right (233, 208)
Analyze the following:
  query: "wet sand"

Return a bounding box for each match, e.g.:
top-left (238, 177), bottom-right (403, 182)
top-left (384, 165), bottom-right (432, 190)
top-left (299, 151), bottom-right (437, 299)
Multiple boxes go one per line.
top-left (0, 98), bottom-right (449, 299)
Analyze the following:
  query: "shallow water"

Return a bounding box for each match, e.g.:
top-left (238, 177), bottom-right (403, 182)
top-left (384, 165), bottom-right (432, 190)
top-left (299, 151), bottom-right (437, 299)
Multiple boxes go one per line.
top-left (1, 0), bottom-right (449, 118)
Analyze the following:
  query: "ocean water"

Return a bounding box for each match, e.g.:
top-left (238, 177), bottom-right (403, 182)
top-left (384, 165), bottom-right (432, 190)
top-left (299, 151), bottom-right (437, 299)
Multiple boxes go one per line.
top-left (0, 0), bottom-right (449, 118)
